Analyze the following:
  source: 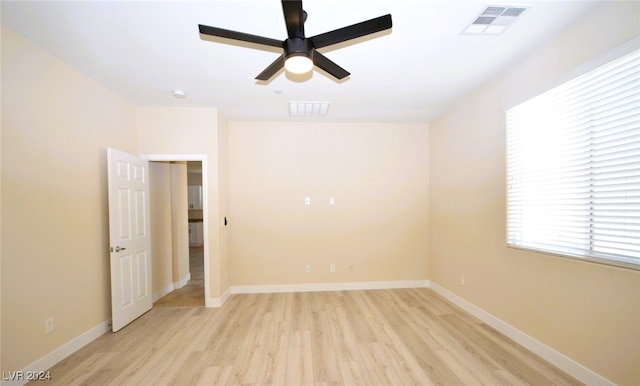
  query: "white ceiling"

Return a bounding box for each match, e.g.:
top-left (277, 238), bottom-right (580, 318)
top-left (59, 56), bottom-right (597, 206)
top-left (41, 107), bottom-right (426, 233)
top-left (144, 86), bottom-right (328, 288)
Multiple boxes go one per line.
top-left (1, 0), bottom-right (607, 123)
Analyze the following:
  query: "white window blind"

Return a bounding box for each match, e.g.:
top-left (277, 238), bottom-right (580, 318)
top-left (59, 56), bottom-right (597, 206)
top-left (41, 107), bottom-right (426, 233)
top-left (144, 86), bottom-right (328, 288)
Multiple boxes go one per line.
top-left (506, 47), bottom-right (640, 269)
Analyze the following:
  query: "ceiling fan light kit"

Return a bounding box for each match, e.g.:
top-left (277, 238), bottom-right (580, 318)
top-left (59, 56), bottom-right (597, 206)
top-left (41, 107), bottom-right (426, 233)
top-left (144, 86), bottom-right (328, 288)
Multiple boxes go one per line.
top-left (198, 0), bottom-right (392, 81)
top-left (285, 55), bottom-right (314, 74)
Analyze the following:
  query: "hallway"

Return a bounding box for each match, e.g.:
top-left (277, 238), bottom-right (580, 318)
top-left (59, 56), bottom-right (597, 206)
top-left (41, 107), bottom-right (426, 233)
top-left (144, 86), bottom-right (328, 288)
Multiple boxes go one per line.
top-left (153, 246), bottom-right (204, 307)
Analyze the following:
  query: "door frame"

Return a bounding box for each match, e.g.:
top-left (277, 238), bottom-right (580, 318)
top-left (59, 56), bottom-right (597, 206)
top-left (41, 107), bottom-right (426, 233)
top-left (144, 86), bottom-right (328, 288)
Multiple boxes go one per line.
top-left (142, 154), bottom-right (210, 307)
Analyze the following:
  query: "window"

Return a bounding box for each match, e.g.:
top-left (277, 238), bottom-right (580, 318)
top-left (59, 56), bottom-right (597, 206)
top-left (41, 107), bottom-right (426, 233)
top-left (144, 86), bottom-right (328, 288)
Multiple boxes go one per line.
top-left (506, 47), bottom-right (640, 270)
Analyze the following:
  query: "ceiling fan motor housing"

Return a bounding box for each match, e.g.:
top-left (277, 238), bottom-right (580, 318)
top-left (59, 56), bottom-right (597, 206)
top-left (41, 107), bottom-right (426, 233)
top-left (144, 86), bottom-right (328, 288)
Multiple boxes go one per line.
top-left (284, 37), bottom-right (314, 60)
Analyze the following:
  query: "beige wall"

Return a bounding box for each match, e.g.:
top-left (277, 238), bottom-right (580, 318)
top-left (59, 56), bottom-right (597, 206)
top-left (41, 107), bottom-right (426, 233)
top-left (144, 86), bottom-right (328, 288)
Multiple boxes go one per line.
top-left (149, 162), bottom-right (174, 295)
top-left (170, 162), bottom-right (190, 284)
top-left (227, 122), bottom-right (429, 285)
top-left (1, 25), bottom-right (137, 372)
top-left (428, 2), bottom-right (640, 384)
top-left (217, 115), bottom-right (230, 291)
top-left (136, 107), bottom-right (228, 301)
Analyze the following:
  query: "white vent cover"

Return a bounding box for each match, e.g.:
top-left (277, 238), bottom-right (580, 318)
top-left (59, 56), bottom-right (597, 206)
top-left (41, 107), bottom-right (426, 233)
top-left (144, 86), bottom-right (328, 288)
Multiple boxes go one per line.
top-left (463, 5), bottom-right (529, 35)
top-left (288, 101), bottom-right (330, 117)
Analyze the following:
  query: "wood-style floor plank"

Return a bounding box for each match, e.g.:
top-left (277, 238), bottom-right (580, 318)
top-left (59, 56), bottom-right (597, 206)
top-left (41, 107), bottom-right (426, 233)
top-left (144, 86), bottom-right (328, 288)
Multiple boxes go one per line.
top-left (32, 288), bottom-right (582, 386)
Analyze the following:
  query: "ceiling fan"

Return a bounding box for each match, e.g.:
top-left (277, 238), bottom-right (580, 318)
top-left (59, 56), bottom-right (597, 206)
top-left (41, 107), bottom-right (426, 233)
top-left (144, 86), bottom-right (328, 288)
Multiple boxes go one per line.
top-left (198, 0), bottom-right (392, 81)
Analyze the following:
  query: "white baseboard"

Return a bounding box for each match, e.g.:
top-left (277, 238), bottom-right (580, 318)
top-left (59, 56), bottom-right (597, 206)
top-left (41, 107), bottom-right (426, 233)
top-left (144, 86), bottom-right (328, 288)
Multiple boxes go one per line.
top-left (205, 280), bottom-right (429, 308)
top-left (230, 280), bottom-right (430, 295)
top-left (152, 273), bottom-right (192, 302)
top-left (174, 273), bottom-right (191, 290)
top-left (206, 287), bottom-right (231, 308)
top-left (1, 320), bottom-right (111, 386)
top-left (219, 287), bottom-right (232, 305)
top-left (152, 283), bottom-right (175, 302)
top-left (428, 282), bottom-right (614, 386)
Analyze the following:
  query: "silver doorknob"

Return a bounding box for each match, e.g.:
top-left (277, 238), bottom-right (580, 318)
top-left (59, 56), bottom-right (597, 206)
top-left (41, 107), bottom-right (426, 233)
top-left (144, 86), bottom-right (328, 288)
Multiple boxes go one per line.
top-left (111, 246), bottom-right (127, 252)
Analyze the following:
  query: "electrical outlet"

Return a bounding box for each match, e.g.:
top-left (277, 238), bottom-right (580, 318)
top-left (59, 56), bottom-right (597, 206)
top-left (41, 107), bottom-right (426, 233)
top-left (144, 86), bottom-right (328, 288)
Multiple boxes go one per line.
top-left (460, 275), bottom-right (466, 286)
top-left (330, 264), bottom-right (336, 273)
top-left (45, 317), bottom-right (54, 334)
top-left (305, 265), bottom-right (311, 273)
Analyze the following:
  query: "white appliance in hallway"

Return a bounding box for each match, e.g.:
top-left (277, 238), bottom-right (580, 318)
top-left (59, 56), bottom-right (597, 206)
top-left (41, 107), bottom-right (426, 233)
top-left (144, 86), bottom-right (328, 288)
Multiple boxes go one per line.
top-left (188, 220), bottom-right (204, 246)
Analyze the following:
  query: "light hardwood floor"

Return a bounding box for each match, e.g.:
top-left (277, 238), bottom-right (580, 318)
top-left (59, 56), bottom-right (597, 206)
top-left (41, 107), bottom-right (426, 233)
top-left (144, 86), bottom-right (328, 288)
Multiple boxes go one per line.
top-left (35, 288), bottom-right (581, 385)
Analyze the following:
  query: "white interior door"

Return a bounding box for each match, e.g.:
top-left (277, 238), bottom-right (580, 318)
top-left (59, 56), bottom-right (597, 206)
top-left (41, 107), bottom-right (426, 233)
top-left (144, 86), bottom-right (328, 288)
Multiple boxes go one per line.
top-left (107, 148), bottom-right (152, 332)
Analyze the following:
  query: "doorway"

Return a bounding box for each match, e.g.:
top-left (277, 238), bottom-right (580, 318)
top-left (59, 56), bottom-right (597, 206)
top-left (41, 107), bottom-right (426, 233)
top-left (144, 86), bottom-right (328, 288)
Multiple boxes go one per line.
top-left (154, 161), bottom-right (205, 307)
top-left (143, 154), bottom-right (210, 308)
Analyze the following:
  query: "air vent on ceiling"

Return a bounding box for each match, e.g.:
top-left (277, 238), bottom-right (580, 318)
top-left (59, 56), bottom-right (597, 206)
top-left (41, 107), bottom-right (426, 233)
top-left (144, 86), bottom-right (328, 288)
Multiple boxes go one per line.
top-left (463, 5), bottom-right (530, 35)
top-left (288, 101), bottom-right (330, 117)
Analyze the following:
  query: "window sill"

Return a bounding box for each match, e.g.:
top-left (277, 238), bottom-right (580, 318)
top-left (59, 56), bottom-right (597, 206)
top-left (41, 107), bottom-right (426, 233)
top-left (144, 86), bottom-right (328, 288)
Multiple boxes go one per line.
top-left (507, 244), bottom-right (640, 272)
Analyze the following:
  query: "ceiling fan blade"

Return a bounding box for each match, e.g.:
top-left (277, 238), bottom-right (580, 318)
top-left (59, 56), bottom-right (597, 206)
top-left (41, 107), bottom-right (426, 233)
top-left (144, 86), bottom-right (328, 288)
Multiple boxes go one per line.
top-left (199, 24), bottom-right (282, 48)
top-left (255, 54), bottom-right (286, 81)
top-left (281, 0), bottom-right (305, 38)
top-left (310, 14), bottom-right (392, 49)
top-left (313, 51), bottom-right (350, 80)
